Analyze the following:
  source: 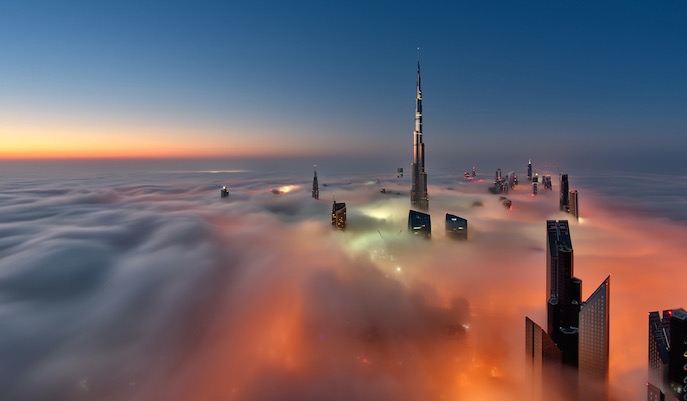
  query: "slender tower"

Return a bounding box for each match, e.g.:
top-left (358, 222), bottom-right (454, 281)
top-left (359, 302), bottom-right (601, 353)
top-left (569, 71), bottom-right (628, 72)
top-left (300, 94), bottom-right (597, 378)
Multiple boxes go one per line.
top-left (312, 165), bottom-right (319, 200)
top-left (410, 49), bottom-right (429, 210)
top-left (527, 159), bottom-right (533, 181)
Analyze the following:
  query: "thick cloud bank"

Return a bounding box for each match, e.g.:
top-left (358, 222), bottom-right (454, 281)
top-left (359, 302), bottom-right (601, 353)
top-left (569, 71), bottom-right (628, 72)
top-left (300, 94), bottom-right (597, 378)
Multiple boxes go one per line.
top-left (0, 169), bottom-right (685, 401)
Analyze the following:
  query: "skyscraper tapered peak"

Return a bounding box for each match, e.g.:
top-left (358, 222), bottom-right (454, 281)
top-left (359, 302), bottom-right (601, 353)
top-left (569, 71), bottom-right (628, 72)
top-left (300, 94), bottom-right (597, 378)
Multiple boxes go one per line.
top-left (312, 165), bottom-right (319, 200)
top-left (410, 50), bottom-right (428, 210)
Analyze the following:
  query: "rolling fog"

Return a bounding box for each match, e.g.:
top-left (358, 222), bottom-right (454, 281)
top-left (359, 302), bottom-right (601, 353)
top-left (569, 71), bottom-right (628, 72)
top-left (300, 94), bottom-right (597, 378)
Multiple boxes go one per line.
top-left (0, 166), bottom-right (685, 400)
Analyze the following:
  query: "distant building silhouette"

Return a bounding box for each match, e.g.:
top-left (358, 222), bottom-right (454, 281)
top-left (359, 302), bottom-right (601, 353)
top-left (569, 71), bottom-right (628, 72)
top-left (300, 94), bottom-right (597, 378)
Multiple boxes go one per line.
top-left (569, 190), bottom-right (579, 220)
top-left (527, 159), bottom-right (533, 181)
top-left (408, 210), bottom-right (431, 238)
top-left (220, 186), bottom-right (229, 198)
top-left (331, 198), bottom-right (346, 230)
top-left (445, 213), bottom-right (467, 240)
top-left (312, 165), bottom-right (319, 200)
top-left (560, 174), bottom-right (570, 212)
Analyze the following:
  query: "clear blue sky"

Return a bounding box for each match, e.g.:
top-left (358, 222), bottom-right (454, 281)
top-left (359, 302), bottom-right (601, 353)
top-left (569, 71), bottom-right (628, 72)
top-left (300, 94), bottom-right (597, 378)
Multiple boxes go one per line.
top-left (1, 1), bottom-right (686, 167)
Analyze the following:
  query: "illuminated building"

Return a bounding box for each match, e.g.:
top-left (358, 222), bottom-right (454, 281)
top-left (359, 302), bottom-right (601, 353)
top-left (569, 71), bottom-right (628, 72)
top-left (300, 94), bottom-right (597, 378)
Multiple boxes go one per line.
top-left (527, 159), bottom-right (533, 181)
top-left (648, 308), bottom-right (687, 401)
top-left (525, 317), bottom-right (561, 401)
top-left (569, 190), bottom-right (579, 220)
top-left (445, 213), bottom-right (467, 240)
top-left (578, 276), bottom-right (610, 396)
top-left (331, 198), bottom-right (346, 230)
top-left (408, 210), bottom-right (431, 238)
top-left (490, 169), bottom-right (508, 194)
top-left (220, 186), bottom-right (229, 198)
top-left (464, 167), bottom-right (477, 181)
top-left (543, 175), bottom-right (552, 190)
top-left (312, 165), bottom-right (319, 200)
top-left (397, 167), bottom-right (404, 178)
top-left (560, 174), bottom-right (570, 212)
top-left (532, 182), bottom-right (538, 195)
top-left (410, 51), bottom-right (429, 211)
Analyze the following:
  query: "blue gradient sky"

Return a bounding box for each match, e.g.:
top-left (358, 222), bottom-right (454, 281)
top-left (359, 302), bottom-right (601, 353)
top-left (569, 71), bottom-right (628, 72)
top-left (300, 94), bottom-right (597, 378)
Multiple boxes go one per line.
top-left (1, 1), bottom-right (686, 164)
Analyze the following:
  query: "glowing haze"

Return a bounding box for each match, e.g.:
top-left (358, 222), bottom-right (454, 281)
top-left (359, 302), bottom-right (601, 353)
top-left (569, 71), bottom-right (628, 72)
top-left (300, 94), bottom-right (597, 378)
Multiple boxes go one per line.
top-left (0, 166), bottom-right (685, 401)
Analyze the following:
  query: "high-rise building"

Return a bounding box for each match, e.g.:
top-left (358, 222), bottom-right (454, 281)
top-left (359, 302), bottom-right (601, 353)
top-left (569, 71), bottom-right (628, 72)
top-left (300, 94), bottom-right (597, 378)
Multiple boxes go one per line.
top-left (527, 159), bottom-right (533, 181)
top-left (312, 165), bottom-right (319, 200)
top-left (668, 309), bottom-right (687, 399)
top-left (525, 317), bottom-right (562, 401)
top-left (507, 171), bottom-right (516, 189)
top-left (649, 311), bottom-right (672, 390)
top-left (408, 210), bottom-right (431, 238)
top-left (331, 198), bottom-right (346, 230)
top-left (220, 186), bottom-right (229, 198)
top-left (560, 174), bottom-right (570, 212)
top-left (578, 276), bottom-right (610, 394)
top-left (528, 222), bottom-right (611, 397)
top-left (545, 220), bottom-right (581, 366)
top-left (569, 190), bottom-right (579, 220)
top-left (410, 52), bottom-right (429, 211)
top-left (647, 308), bottom-right (687, 401)
top-left (445, 213), bottom-right (467, 240)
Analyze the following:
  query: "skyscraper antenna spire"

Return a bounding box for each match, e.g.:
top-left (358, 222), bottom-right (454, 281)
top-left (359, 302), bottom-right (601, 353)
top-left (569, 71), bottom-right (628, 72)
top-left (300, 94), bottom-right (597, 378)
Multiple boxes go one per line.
top-left (410, 49), bottom-right (428, 210)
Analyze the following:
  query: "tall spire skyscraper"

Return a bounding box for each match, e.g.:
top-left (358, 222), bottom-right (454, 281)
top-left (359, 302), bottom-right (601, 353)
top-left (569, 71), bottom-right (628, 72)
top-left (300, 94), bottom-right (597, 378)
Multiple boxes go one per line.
top-left (410, 49), bottom-right (429, 210)
top-left (312, 165), bottom-right (319, 200)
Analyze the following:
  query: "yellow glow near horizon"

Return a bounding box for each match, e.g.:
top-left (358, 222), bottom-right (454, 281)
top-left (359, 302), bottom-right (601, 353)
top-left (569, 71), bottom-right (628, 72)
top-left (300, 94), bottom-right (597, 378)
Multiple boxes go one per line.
top-left (0, 121), bottom-right (330, 159)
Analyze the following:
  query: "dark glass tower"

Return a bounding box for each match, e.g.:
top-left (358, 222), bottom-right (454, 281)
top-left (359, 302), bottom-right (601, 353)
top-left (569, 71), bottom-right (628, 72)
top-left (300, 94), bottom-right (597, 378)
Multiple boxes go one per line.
top-left (560, 174), bottom-right (570, 212)
top-left (445, 213), bottom-right (467, 240)
top-left (408, 210), bottom-right (431, 238)
top-left (527, 159), bottom-right (533, 181)
top-left (546, 220), bottom-right (581, 366)
top-left (647, 308), bottom-right (687, 401)
top-left (648, 310), bottom-right (672, 399)
top-left (578, 276), bottom-right (610, 397)
top-left (312, 165), bottom-right (319, 200)
top-left (331, 198), bottom-right (346, 230)
top-left (668, 309), bottom-right (687, 399)
top-left (410, 51), bottom-right (429, 211)
top-left (525, 317), bottom-right (562, 401)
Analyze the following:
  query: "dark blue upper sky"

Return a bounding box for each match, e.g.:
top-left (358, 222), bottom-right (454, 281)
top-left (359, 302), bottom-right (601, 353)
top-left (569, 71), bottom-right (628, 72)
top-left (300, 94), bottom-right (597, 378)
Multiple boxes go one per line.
top-left (1, 1), bottom-right (686, 169)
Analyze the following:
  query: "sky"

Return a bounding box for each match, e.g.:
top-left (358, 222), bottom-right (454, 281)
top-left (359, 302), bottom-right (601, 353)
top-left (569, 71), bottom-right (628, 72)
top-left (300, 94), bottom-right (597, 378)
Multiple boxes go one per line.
top-left (1, 1), bottom-right (686, 166)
